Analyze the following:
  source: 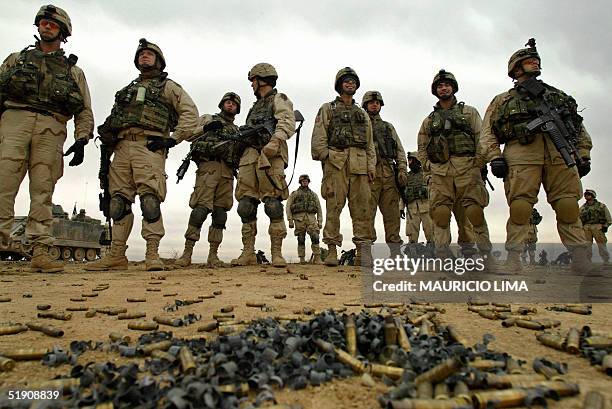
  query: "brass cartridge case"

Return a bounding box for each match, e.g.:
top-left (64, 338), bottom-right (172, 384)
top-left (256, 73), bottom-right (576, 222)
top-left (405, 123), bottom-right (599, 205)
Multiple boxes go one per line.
top-left (197, 321), bottom-right (219, 332)
top-left (118, 312), bottom-right (146, 320)
top-left (109, 332), bottom-right (131, 343)
top-left (370, 363), bottom-right (404, 379)
top-left (565, 327), bottom-right (580, 354)
top-left (179, 346), bottom-right (196, 374)
top-left (445, 325), bottom-right (468, 347)
top-left (396, 318), bottom-right (412, 352)
top-left (126, 298), bottom-right (146, 303)
top-left (0, 325), bottom-right (28, 336)
top-left (151, 349), bottom-right (176, 362)
top-left (434, 382), bottom-right (450, 400)
top-left (417, 381), bottom-right (434, 399)
top-left (138, 340), bottom-right (172, 356)
top-left (37, 312), bottom-right (72, 321)
top-left (0, 356), bottom-right (16, 372)
top-left (415, 357), bottom-right (466, 385)
top-left (1, 348), bottom-right (49, 360)
top-left (25, 322), bottom-right (64, 337)
top-left (583, 391), bottom-right (605, 409)
top-left (384, 315), bottom-right (398, 346)
top-left (127, 321), bottom-right (159, 331)
top-left (536, 333), bottom-right (566, 351)
top-left (345, 315), bottom-right (357, 356)
top-left (153, 316), bottom-right (182, 327)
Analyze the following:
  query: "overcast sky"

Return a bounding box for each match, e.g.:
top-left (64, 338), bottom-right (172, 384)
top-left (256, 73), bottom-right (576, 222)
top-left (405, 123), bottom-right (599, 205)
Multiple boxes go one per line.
top-left (2, 1), bottom-right (611, 261)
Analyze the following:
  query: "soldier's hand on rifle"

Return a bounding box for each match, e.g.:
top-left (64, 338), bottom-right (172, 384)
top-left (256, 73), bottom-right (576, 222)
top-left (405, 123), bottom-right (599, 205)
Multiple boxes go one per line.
top-left (147, 136), bottom-right (177, 152)
top-left (577, 158), bottom-right (591, 178)
top-left (288, 220), bottom-right (294, 229)
top-left (262, 137), bottom-right (281, 158)
top-left (317, 220), bottom-right (323, 229)
top-left (400, 209), bottom-right (406, 220)
top-left (368, 170), bottom-right (376, 182)
top-left (602, 225), bottom-right (608, 234)
top-left (397, 169), bottom-right (408, 187)
top-left (480, 166), bottom-right (488, 181)
top-left (490, 158), bottom-right (508, 179)
top-left (64, 138), bottom-right (87, 167)
top-left (202, 120), bottom-right (223, 133)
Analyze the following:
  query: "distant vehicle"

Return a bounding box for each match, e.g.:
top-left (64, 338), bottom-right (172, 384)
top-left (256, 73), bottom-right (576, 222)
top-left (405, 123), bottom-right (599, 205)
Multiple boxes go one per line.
top-left (0, 204), bottom-right (110, 261)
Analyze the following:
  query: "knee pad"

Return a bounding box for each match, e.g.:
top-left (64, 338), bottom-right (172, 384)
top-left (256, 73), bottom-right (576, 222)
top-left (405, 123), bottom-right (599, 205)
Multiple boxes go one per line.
top-left (109, 195), bottom-right (132, 222)
top-left (509, 199), bottom-right (532, 225)
top-left (309, 231), bottom-right (320, 244)
top-left (297, 233), bottom-right (306, 246)
top-left (552, 198), bottom-right (579, 224)
top-left (431, 205), bottom-right (451, 228)
top-left (211, 206), bottom-right (228, 229)
top-left (189, 206), bottom-right (210, 229)
top-left (263, 197), bottom-right (284, 222)
top-left (465, 205), bottom-right (485, 228)
top-left (140, 193), bottom-right (161, 223)
top-left (237, 197), bottom-right (258, 223)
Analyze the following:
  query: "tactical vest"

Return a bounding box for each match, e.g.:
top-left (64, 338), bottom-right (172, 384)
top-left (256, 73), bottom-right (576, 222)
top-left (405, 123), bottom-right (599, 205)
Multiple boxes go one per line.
top-left (192, 114), bottom-right (240, 168)
top-left (492, 83), bottom-right (583, 145)
top-left (0, 46), bottom-right (84, 116)
top-left (290, 188), bottom-right (319, 214)
top-left (371, 117), bottom-right (397, 159)
top-left (327, 100), bottom-right (368, 149)
top-left (245, 89), bottom-right (278, 149)
top-left (426, 102), bottom-right (475, 163)
top-left (403, 171), bottom-right (428, 204)
top-left (102, 74), bottom-right (178, 138)
top-left (580, 201), bottom-right (608, 225)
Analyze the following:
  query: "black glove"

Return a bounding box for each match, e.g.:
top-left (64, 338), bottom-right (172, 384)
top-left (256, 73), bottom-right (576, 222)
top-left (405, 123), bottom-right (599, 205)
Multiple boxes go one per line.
top-left (400, 209), bottom-right (405, 220)
top-left (63, 139), bottom-right (87, 167)
top-left (480, 166), bottom-right (488, 181)
top-left (490, 158), bottom-right (508, 179)
top-left (577, 158), bottom-right (591, 178)
top-left (147, 137), bottom-right (177, 152)
top-left (202, 120), bottom-right (223, 133)
top-left (602, 226), bottom-right (608, 234)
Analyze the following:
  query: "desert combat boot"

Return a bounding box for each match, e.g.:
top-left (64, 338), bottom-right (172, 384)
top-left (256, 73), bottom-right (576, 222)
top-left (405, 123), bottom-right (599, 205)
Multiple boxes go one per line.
top-left (30, 244), bottom-right (64, 273)
top-left (145, 240), bottom-right (164, 271)
top-left (175, 239), bottom-right (195, 267)
top-left (324, 245), bottom-right (339, 266)
top-left (270, 237), bottom-right (287, 267)
top-left (207, 242), bottom-right (228, 267)
top-left (85, 244), bottom-right (129, 271)
top-left (231, 234), bottom-right (257, 266)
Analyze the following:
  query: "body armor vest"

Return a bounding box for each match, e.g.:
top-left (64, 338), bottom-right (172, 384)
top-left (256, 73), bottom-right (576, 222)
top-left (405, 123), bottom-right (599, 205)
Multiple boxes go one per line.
top-left (327, 99), bottom-right (368, 149)
top-left (371, 117), bottom-right (397, 159)
top-left (0, 46), bottom-right (84, 116)
top-left (404, 171), bottom-right (428, 204)
top-left (192, 114), bottom-right (240, 168)
top-left (492, 82), bottom-right (582, 145)
top-left (426, 102), bottom-right (475, 163)
top-left (245, 89), bottom-right (278, 149)
top-left (290, 187), bottom-right (319, 214)
top-left (580, 201), bottom-right (608, 225)
top-left (102, 74), bottom-right (177, 138)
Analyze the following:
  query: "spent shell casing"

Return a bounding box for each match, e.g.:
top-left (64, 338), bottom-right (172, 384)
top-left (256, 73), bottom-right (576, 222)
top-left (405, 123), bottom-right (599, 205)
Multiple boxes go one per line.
top-left (199, 294), bottom-right (215, 299)
top-left (471, 389), bottom-right (528, 409)
top-left (396, 318), bottom-right (411, 352)
top-left (213, 313), bottom-right (235, 320)
top-left (82, 293), bottom-right (98, 297)
top-left (66, 306), bottom-right (88, 312)
top-left (98, 307), bottom-right (127, 316)
top-left (467, 305), bottom-right (486, 313)
top-left (179, 346), bottom-right (196, 374)
top-left (492, 306), bottom-right (511, 312)
top-left (36, 304), bottom-right (51, 311)
top-left (532, 362), bottom-right (558, 379)
top-left (246, 301), bottom-right (265, 307)
top-left (126, 298), bottom-right (146, 303)
top-left (0, 324), bottom-right (28, 336)
top-left (384, 315), bottom-right (398, 346)
top-left (517, 306), bottom-right (537, 315)
top-left (1, 348), bottom-right (49, 360)
top-left (345, 315), bottom-right (357, 356)
top-left (138, 340), bottom-right (172, 356)
top-left (70, 297), bottom-right (86, 302)
top-left (415, 356), bottom-right (466, 385)
top-left (445, 325), bottom-right (467, 347)
top-left (485, 373), bottom-right (546, 388)
top-left (434, 382), bottom-right (450, 400)
top-left (25, 322), bottom-right (64, 337)
top-left (118, 312), bottom-right (146, 320)
top-left (477, 310), bottom-right (498, 320)
top-left (566, 305), bottom-right (591, 315)
top-left (0, 297), bottom-right (11, 303)
top-left (273, 294), bottom-right (286, 299)
top-left (364, 303), bottom-right (382, 308)
top-left (412, 312), bottom-right (436, 325)
top-left (343, 302), bottom-right (362, 307)
top-left (585, 328), bottom-right (612, 338)
top-left (492, 303), bottom-right (510, 308)
top-left (218, 325), bottom-right (246, 335)
top-left (153, 316), bottom-right (182, 327)
top-left (37, 312), bottom-right (72, 321)
top-left (217, 383), bottom-right (249, 396)
top-left (146, 288), bottom-right (161, 292)
top-left (85, 310), bottom-right (97, 318)
top-left (369, 363), bottom-right (404, 379)
top-left (109, 332), bottom-right (131, 343)
top-left (419, 320), bottom-right (432, 338)
top-left (467, 300), bottom-right (489, 306)
top-left (501, 318), bottom-right (517, 327)
top-left (536, 333), bottom-right (566, 350)
top-left (28, 378), bottom-right (79, 391)
top-left (538, 319), bottom-right (561, 329)
top-left (0, 356), bottom-right (16, 371)
top-left (422, 306), bottom-right (446, 313)
top-left (469, 359), bottom-right (506, 371)
top-left (515, 319), bottom-right (543, 330)
top-left (220, 305), bottom-right (234, 313)
top-left (197, 321), bottom-right (219, 332)
top-left (565, 327), bottom-right (580, 354)
top-left (603, 354), bottom-right (612, 376)
top-left (313, 339), bottom-right (367, 373)
top-left (509, 380), bottom-right (578, 396)
top-left (584, 336), bottom-right (612, 349)
top-left (164, 293), bottom-right (179, 297)
top-left (387, 398), bottom-right (470, 409)
top-left (452, 381), bottom-right (469, 398)
top-left (128, 321), bottom-right (159, 331)
top-left (417, 381), bottom-right (434, 399)
top-left (583, 391), bottom-right (605, 409)
top-left (505, 358), bottom-right (524, 374)
top-left (151, 349), bottom-right (176, 362)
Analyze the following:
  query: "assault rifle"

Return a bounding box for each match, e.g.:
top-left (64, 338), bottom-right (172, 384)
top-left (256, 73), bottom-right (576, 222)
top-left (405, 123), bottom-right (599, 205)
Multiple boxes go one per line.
top-left (519, 77), bottom-right (583, 168)
top-left (98, 143), bottom-right (113, 243)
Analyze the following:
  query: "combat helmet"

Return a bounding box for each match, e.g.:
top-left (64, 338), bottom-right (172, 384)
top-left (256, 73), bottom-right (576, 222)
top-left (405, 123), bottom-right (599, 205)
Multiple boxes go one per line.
top-left (218, 92), bottom-right (241, 114)
top-left (335, 67), bottom-right (360, 94)
top-left (584, 189), bottom-right (597, 198)
top-left (34, 4), bottom-right (72, 38)
top-left (299, 174), bottom-right (310, 183)
top-left (431, 69), bottom-right (458, 96)
top-left (508, 38), bottom-right (540, 79)
top-left (248, 63), bottom-right (278, 81)
top-left (361, 90), bottom-right (384, 109)
top-left (134, 38), bottom-right (166, 70)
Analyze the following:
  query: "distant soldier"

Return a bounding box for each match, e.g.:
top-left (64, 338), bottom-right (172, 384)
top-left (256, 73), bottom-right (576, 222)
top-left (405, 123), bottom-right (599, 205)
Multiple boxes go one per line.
top-left (401, 152), bottom-right (433, 244)
top-left (87, 38), bottom-right (198, 272)
top-left (580, 189), bottom-right (611, 265)
top-left (362, 91), bottom-right (407, 252)
top-left (0, 5), bottom-right (93, 272)
top-left (286, 174), bottom-right (323, 264)
top-left (417, 69), bottom-right (493, 260)
top-left (175, 92), bottom-right (241, 268)
top-left (311, 67), bottom-right (376, 266)
top-left (481, 39), bottom-right (594, 273)
top-left (231, 63), bottom-right (296, 267)
top-left (521, 208), bottom-right (542, 265)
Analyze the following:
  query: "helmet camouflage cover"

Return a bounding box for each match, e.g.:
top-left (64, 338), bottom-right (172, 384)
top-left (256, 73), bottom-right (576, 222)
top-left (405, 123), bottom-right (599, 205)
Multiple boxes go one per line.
top-left (431, 69), bottom-right (458, 96)
top-left (134, 38), bottom-right (166, 70)
top-left (35, 4), bottom-right (72, 38)
top-left (361, 90), bottom-right (384, 109)
top-left (248, 63), bottom-right (278, 81)
top-left (584, 189), bottom-right (596, 198)
top-left (335, 67), bottom-right (360, 94)
top-left (508, 38), bottom-right (541, 79)
top-left (218, 92), bottom-right (241, 114)
top-left (299, 174), bottom-right (310, 183)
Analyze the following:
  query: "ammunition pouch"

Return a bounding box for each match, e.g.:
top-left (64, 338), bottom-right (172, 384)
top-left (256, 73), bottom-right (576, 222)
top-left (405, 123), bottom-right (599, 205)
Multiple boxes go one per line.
top-left (426, 135), bottom-right (450, 164)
